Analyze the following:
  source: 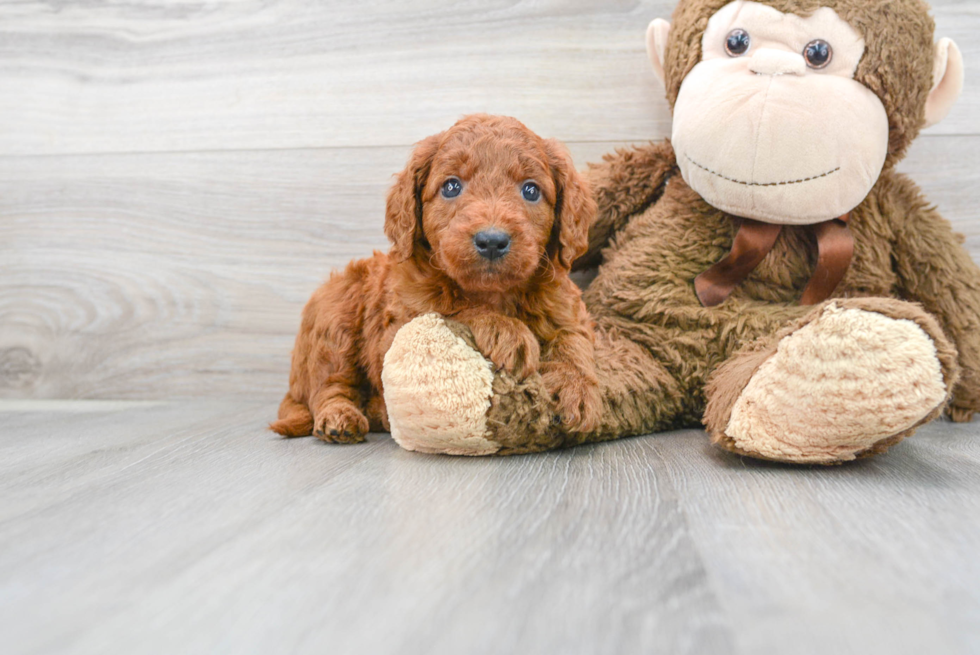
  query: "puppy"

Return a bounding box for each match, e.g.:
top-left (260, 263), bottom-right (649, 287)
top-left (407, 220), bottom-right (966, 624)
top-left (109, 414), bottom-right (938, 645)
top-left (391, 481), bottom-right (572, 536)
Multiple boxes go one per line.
top-left (271, 114), bottom-right (600, 442)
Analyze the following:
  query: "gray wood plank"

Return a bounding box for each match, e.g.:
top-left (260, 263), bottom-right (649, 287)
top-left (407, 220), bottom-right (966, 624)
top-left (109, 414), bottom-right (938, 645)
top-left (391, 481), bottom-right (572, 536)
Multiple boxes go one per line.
top-left (0, 0), bottom-right (973, 157)
top-left (2, 402), bottom-right (979, 654)
top-left (0, 401), bottom-right (733, 655)
top-left (2, 135), bottom-right (976, 400)
top-left (656, 424), bottom-right (980, 655)
top-left (0, 146), bottom-right (398, 400)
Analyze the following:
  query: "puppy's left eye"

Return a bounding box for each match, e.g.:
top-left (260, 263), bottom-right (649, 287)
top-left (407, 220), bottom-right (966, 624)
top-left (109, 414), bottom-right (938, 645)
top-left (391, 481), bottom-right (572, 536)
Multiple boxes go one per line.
top-left (521, 181), bottom-right (541, 202)
top-left (441, 178), bottom-right (462, 198)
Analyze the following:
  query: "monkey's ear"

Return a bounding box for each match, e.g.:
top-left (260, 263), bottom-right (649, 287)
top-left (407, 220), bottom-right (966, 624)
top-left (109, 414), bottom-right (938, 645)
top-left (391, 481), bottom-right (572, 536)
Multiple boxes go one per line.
top-left (385, 133), bottom-right (443, 261)
top-left (924, 38), bottom-right (963, 128)
top-left (645, 18), bottom-right (671, 89)
top-left (545, 139), bottom-right (597, 271)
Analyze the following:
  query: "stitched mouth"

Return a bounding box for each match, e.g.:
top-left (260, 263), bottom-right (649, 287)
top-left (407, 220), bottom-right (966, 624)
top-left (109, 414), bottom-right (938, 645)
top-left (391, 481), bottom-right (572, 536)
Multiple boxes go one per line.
top-left (685, 154), bottom-right (840, 187)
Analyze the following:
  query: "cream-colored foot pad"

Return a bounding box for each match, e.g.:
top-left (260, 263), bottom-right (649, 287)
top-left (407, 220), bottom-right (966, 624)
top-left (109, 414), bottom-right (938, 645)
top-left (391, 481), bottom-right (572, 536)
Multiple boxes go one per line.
top-left (382, 313), bottom-right (499, 455)
top-left (727, 304), bottom-right (948, 463)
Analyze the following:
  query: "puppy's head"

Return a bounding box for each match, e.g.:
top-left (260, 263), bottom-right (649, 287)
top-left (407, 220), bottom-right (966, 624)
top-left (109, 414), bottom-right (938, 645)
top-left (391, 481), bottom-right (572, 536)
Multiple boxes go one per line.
top-left (385, 114), bottom-right (595, 293)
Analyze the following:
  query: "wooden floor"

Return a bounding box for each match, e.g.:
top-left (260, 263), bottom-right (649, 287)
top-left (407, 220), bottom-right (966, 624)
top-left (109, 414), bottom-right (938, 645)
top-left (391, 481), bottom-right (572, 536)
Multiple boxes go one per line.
top-left (2, 400), bottom-right (979, 655)
top-left (2, 1), bottom-right (980, 653)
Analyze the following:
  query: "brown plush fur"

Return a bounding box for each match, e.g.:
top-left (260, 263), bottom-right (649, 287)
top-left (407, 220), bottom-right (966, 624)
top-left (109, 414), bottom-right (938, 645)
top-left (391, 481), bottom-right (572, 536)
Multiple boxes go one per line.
top-left (471, 0), bottom-right (980, 459)
top-left (271, 114), bottom-right (600, 442)
top-left (574, 141), bottom-right (677, 271)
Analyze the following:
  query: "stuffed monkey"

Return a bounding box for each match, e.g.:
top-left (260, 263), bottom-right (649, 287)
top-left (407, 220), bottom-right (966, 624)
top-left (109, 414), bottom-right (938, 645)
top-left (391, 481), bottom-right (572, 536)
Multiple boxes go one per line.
top-left (381, 0), bottom-right (976, 464)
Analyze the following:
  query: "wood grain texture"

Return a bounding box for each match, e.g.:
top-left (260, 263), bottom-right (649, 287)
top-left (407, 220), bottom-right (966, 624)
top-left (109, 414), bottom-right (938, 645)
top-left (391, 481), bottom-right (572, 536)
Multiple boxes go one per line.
top-left (0, 146), bottom-right (396, 399)
top-left (0, 0), bottom-right (973, 157)
top-left (2, 136), bottom-right (977, 400)
top-left (657, 424), bottom-right (980, 655)
top-left (0, 401), bottom-right (733, 655)
top-left (1, 401), bottom-right (978, 654)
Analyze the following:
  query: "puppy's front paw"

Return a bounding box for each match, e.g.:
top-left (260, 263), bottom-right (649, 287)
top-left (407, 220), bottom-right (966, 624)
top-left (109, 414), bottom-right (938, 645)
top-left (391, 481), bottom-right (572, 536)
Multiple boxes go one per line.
top-left (313, 402), bottom-right (370, 444)
top-left (543, 367), bottom-right (601, 433)
top-left (475, 323), bottom-right (541, 379)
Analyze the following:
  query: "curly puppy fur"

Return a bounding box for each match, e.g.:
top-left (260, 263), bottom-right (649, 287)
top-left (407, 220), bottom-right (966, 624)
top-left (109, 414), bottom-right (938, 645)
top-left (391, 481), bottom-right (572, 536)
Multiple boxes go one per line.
top-left (270, 114), bottom-right (600, 443)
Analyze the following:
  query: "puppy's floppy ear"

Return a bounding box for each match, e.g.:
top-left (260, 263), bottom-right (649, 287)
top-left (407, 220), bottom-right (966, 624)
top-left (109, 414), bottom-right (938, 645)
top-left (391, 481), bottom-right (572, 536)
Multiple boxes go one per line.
top-left (545, 139), bottom-right (596, 270)
top-left (385, 132), bottom-right (443, 261)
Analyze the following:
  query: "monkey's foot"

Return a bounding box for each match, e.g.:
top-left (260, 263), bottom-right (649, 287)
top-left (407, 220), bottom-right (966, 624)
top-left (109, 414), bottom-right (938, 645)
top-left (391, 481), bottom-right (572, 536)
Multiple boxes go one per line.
top-left (705, 299), bottom-right (957, 464)
top-left (382, 313), bottom-right (499, 455)
top-left (382, 314), bottom-right (558, 456)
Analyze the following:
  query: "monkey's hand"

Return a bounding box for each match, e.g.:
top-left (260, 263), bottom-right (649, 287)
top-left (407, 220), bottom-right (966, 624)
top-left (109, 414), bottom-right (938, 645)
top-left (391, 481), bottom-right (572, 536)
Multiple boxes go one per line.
top-left (948, 379), bottom-right (980, 423)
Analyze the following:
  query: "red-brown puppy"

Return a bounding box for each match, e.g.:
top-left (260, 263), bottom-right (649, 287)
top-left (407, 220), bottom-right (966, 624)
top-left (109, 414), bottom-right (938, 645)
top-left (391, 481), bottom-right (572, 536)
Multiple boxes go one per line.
top-left (271, 114), bottom-right (600, 443)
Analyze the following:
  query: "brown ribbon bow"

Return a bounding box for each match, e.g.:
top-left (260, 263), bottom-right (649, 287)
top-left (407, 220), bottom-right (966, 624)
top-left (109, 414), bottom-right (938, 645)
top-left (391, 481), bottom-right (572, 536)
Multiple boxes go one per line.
top-left (694, 213), bottom-right (853, 307)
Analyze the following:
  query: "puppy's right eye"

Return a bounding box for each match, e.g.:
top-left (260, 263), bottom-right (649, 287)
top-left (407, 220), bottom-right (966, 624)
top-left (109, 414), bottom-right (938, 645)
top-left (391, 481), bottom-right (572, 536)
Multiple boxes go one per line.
top-left (441, 178), bottom-right (462, 199)
top-left (521, 181), bottom-right (541, 203)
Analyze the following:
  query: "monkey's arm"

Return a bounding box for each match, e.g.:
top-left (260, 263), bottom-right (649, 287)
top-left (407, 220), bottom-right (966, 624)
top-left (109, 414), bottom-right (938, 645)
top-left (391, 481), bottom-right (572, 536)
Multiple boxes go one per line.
top-left (574, 140), bottom-right (677, 270)
top-left (888, 174), bottom-right (980, 421)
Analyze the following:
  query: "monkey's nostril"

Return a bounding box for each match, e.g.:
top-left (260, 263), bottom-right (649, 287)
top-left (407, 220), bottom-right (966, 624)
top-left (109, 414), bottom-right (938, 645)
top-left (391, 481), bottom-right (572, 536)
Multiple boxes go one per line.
top-left (473, 230), bottom-right (511, 261)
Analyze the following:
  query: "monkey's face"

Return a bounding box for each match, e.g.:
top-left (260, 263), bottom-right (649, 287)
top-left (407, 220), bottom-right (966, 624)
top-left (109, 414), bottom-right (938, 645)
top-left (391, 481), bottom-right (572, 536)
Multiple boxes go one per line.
top-left (670, 1), bottom-right (888, 225)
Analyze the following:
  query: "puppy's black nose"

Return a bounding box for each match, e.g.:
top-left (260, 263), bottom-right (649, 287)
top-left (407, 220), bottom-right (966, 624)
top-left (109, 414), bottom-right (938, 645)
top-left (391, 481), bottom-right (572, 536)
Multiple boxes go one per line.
top-left (473, 230), bottom-right (511, 260)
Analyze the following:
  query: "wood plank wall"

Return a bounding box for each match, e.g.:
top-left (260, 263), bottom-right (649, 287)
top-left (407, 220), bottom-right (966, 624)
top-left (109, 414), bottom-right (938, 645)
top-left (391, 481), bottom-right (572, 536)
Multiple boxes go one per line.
top-left (1, 0), bottom-right (977, 401)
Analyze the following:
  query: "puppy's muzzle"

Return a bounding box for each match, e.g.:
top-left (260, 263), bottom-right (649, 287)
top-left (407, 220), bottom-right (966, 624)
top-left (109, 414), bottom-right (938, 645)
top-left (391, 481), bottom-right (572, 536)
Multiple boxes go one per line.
top-left (473, 230), bottom-right (511, 261)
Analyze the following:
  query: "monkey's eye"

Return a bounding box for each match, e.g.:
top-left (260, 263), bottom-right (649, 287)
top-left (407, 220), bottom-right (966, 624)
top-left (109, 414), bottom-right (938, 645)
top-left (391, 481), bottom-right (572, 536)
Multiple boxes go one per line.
top-left (521, 181), bottom-right (541, 202)
top-left (803, 39), bottom-right (832, 69)
top-left (441, 177), bottom-right (462, 198)
top-left (724, 29), bottom-right (750, 56)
